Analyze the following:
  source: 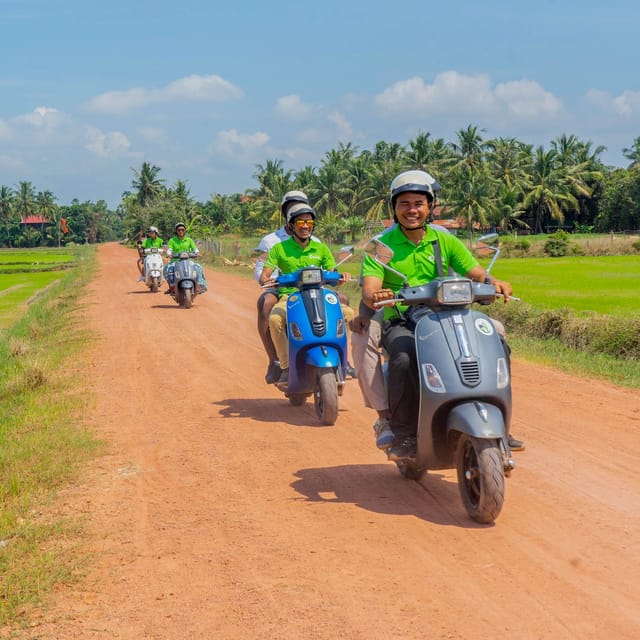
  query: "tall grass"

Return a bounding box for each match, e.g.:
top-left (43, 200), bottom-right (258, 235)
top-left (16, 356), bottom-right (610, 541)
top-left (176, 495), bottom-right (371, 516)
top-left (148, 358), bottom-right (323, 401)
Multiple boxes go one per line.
top-left (0, 246), bottom-right (100, 626)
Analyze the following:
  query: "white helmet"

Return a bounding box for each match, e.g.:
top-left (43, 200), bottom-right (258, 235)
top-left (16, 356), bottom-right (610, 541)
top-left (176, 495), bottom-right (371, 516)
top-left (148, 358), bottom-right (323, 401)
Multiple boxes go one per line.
top-left (147, 226), bottom-right (159, 234)
top-left (280, 190), bottom-right (309, 216)
top-left (285, 202), bottom-right (315, 225)
top-left (390, 170), bottom-right (440, 207)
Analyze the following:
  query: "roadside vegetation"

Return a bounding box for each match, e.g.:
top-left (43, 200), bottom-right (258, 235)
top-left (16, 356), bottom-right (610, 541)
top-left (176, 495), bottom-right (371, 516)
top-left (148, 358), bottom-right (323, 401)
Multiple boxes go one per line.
top-left (0, 246), bottom-right (99, 627)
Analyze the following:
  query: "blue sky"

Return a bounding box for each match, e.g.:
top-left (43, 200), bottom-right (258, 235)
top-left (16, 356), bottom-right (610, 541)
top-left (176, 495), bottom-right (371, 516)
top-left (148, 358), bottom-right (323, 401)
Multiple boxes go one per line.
top-left (1, 0), bottom-right (639, 208)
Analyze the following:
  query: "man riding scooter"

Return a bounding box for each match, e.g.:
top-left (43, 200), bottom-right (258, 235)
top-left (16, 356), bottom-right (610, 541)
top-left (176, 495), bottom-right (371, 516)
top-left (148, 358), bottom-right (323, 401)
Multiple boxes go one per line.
top-left (359, 169), bottom-right (524, 459)
top-left (259, 202), bottom-right (355, 386)
top-left (255, 191), bottom-right (356, 384)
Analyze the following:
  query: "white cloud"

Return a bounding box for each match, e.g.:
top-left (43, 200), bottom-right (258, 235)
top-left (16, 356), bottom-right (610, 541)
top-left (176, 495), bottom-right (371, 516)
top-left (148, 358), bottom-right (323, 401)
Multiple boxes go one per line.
top-left (138, 126), bottom-right (167, 144)
top-left (375, 71), bottom-right (562, 121)
top-left (84, 74), bottom-right (244, 114)
top-left (495, 80), bottom-right (563, 118)
top-left (587, 88), bottom-right (640, 116)
top-left (84, 126), bottom-right (132, 158)
top-left (0, 154), bottom-right (23, 170)
top-left (212, 129), bottom-right (270, 155)
top-left (275, 94), bottom-right (313, 120)
top-left (327, 111), bottom-right (353, 140)
top-left (0, 119), bottom-right (11, 140)
top-left (13, 106), bottom-right (63, 127)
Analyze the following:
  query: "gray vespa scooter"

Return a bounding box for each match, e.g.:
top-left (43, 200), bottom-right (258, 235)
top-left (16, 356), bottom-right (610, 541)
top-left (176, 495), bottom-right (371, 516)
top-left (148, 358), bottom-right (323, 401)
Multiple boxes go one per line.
top-left (370, 235), bottom-right (516, 524)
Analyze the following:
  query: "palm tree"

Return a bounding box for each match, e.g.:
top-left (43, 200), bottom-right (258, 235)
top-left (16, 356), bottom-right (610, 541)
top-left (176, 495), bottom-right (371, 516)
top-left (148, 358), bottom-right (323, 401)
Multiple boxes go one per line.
top-left (15, 181), bottom-right (37, 246)
top-left (522, 147), bottom-right (579, 234)
top-left (131, 162), bottom-right (164, 207)
top-left (248, 159), bottom-right (295, 226)
top-left (448, 124), bottom-right (487, 172)
top-left (622, 136), bottom-right (640, 169)
top-left (485, 137), bottom-right (532, 192)
top-left (406, 131), bottom-right (449, 176)
top-left (446, 166), bottom-right (495, 242)
top-left (0, 185), bottom-right (14, 246)
top-left (36, 190), bottom-right (59, 246)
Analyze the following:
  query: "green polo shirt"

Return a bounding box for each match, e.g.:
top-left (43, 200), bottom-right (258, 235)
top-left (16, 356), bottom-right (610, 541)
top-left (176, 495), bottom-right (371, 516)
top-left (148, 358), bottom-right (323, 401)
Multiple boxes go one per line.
top-left (265, 237), bottom-right (336, 294)
top-left (361, 225), bottom-right (479, 319)
top-left (168, 235), bottom-right (197, 261)
top-left (143, 236), bottom-right (164, 248)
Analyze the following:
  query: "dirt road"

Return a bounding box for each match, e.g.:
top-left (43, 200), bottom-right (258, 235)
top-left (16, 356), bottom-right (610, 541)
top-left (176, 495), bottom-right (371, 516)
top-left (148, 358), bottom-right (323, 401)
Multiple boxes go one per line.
top-left (22, 243), bottom-right (640, 639)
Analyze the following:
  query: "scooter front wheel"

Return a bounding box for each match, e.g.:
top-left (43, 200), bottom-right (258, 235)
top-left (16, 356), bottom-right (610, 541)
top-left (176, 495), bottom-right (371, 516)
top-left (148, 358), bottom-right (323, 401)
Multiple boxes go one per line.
top-left (314, 369), bottom-right (339, 425)
top-left (180, 287), bottom-right (193, 309)
top-left (151, 277), bottom-right (159, 293)
top-left (456, 434), bottom-right (505, 524)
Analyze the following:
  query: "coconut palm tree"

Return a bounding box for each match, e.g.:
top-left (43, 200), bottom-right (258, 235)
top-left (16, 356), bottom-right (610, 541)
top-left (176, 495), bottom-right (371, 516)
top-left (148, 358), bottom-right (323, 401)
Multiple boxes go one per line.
top-left (523, 147), bottom-right (579, 234)
top-left (446, 165), bottom-right (495, 242)
top-left (131, 162), bottom-right (164, 207)
top-left (622, 137), bottom-right (640, 169)
top-left (36, 190), bottom-right (59, 246)
top-left (448, 124), bottom-right (488, 172)
top-left (0, 185), bottom-right (14, 246)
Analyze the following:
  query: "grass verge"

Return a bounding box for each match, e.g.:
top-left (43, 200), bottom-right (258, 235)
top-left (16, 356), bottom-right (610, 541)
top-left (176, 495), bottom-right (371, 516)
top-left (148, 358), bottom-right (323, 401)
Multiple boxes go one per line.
top-left (0, 246), bottom-right (101, 628)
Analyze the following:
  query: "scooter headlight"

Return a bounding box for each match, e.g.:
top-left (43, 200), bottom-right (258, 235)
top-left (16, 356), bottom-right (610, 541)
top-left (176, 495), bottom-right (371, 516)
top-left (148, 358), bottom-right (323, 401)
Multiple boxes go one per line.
top-left (438, 280), bottom-right (473, 305)
top-left (300, 268), bottom-right (322, 285)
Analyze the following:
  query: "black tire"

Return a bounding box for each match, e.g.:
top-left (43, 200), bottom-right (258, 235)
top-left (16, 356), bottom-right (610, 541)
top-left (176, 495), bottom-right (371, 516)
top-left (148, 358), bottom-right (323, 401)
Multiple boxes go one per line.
top-left (314, 369), bottom-right (339, 425)
top-left (181, 287), bottom-right (192, 309)
top-left (288, 394), bottom-right (307, 406)
top-left (151, 278), bottom-right (159, 293)
top-left (456, 434), bottom-right (505, 524)
top-left (395, 460), bottom-right (425, 481)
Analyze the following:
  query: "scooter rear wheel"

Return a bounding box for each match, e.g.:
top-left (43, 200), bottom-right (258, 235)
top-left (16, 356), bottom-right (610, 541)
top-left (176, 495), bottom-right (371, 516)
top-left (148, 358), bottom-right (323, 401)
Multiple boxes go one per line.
top-left (456, 434), bottom-right (505, 524)
top-left (314, 369), bottom-right (339, 425)
top-left (395, 460), bottom-right (425, 481)
top-left (288, 394), bottom-right (307, 406)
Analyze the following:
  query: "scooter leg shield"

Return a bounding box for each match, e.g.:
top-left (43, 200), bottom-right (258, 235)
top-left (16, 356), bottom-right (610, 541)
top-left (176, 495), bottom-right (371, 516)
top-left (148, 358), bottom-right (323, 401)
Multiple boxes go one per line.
top-left (304, 345), bottom-right (342, 369)
top-left (447, 402), bottom-right (505, 439)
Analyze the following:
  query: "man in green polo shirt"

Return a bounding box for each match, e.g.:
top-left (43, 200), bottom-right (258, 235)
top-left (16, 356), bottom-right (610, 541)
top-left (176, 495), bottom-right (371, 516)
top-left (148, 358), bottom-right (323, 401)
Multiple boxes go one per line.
top-left (360, 169), bottom-right (521, 460)
top-left (259, 202), bottom-right (354, 385)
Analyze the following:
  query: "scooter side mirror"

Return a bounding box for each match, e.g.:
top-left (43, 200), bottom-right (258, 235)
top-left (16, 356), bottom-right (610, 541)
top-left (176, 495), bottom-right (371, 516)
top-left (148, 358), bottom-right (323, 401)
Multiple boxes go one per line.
top-left (363, 239), bottom-right (409, 287)
top-left (475, 233), bottom-right (500, 274)
top-left (336, 245), bottom-right (354, 267)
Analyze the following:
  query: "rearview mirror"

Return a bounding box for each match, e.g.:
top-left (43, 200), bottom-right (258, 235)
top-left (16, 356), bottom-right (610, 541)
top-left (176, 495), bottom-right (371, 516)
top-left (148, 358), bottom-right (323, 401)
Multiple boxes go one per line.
top-left (363, 238), bottom-right (409, 286)
top-left (336, 245), bottom-right (354, 267)
top-left (476, 233), bottom-right (500, 273)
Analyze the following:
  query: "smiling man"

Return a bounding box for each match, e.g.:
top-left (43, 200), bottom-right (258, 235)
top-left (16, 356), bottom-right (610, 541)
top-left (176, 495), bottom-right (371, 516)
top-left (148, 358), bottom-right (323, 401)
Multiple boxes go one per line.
top-left (360, 169), bottom-right (523, 460)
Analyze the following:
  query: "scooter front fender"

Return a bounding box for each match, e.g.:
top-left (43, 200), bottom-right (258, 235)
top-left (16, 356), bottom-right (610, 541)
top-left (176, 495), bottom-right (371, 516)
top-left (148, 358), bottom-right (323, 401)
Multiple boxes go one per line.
top-left (446, 401), bottom-right (505, 439)
top-left (304, 345), bottom-right (341, 369)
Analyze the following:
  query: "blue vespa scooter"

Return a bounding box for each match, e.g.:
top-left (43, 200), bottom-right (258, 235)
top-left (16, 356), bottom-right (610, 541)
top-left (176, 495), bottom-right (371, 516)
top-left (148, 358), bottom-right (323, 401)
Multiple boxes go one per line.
top-left (271, 248), bottom-right (352, 425)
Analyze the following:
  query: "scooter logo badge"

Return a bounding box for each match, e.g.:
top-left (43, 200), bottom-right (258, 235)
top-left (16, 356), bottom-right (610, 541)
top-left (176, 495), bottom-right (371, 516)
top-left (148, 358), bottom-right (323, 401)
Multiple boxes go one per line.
top-left (325, 293), bottom-right (338, 305)
top-left (475, 318), bottom-right (494, 336)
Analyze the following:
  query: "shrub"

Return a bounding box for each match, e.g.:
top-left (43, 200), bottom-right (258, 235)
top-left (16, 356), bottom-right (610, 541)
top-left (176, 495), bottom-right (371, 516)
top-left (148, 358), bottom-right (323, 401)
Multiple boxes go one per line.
top-left (487, 302), bottom-right (640, 360)
top-left (544, 230), bottom-right (570, 257)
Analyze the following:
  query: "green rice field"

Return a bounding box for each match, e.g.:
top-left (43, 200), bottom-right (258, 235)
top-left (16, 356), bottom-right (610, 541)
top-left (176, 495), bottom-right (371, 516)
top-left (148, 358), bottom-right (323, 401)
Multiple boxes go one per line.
top-left (0, 248), bottom-right (77, 329)
top-left (484, 255), bottom-right (640, 317)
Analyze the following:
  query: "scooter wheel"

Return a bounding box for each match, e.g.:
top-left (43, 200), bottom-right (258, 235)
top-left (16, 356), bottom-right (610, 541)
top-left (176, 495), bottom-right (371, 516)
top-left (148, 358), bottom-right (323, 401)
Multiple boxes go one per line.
top-left (456, 434), bottom-right (505, 524)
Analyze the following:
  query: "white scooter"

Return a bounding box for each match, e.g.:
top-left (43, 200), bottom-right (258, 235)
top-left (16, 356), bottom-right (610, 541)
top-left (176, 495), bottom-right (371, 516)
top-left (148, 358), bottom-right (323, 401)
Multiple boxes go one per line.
top-left (142, 246), bottom-right (166, 293)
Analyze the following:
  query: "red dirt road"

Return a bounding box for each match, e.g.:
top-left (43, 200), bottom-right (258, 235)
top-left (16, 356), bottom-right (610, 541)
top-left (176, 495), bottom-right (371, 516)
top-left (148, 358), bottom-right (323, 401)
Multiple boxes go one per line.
top-left (20, 243), bottom-right (640, 639)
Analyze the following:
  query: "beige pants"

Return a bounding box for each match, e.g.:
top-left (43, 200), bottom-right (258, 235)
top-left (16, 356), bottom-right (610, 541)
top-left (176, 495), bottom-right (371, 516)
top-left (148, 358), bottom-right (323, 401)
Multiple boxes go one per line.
top-left (269, 294), bottom-right (355, 370)
top-left (350, 311), bottom-right (388, 411)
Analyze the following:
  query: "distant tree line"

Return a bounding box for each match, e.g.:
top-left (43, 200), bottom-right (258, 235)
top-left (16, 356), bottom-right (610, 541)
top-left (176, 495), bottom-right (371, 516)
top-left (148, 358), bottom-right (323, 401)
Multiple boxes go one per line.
top-left (2, 127), bottom-right (640, 248)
